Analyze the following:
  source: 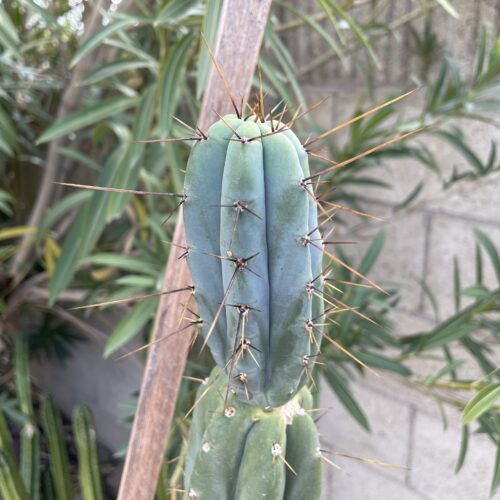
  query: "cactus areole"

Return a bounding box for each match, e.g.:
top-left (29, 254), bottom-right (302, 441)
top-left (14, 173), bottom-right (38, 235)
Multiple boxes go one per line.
top-left (183, 115), bottom-right (324, 408)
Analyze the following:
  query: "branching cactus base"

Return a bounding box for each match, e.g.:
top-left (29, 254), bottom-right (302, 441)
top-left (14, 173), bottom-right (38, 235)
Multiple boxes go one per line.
top-left (182, 112), bottom-right (325, 498)
top-left (184, 368), bottom-right (322, 500)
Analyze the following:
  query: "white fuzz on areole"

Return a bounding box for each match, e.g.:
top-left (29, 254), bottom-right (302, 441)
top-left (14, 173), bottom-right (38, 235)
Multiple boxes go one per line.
top-left (271, 443), bottom-right (282, 457)
top-left (224, 406), bottom-right (236, 418)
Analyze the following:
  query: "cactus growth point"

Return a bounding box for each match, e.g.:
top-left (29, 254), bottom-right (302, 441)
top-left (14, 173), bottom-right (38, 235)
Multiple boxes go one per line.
top-left (183, 115), bottom-right (324, 407)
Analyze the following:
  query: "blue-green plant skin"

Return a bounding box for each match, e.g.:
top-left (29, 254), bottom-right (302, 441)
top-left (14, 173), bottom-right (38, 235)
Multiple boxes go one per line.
top-left (184, 369), bottom-right (322, 500)
top-left (184, 115), bottom-right (324, 407)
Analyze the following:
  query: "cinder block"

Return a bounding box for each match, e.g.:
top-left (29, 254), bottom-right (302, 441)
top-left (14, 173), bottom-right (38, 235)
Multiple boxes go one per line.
top-left (322, 459), bottom-right (426, 500)
top-left (424, 215), bottom-right (500, 318)
top-left (319, 379), bottom-right (412, 482)
top-left (335, 208), bottom-right (428, 312)
top-left (31, 323), bottom-right (143, 452)
top-left (409, 409), bottom-right (496, 500)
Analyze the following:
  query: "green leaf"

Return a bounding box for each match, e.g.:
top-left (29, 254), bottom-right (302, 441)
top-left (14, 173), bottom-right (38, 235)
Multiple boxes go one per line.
top-left (359, 232), bottom-right (385, 276)
top-left (461, 284), bottom-right (490, 300)
top-left (455, 425), bottom-right (468, 473)
top-left (155, 0), bottom-right (202, 27)
top-left (424, 359), bottom-right (465, 386)
top-left (325, 0), bottom-right (380, 68)
top-left (36, 191), bottom-right (91, 248)
top-left (158, 33), bottom-right (196, 136)
top-left (49, 148), bottom-right (124, 302)
top-left (37, 96), bottom-right (139, 144)
top-left (453, 257), bottom-right (461, 312)
top-left (106, 86), bottom-right (156, 218)
top-left (0, 6), bottom-right (21, 59)
top-left (437, 128), bottom-right (485, 174)
top-left (491, 445), bottom-right (500, 497)
top-left (80, 59), bottom-right (153, 86)
top-left (0, 104), bottom-right (19, 154)
top-left (196, 0), bottom-right (223, 98)
top-left (433, 0), bottom-right (459, 18)
top-left (394, 182), bottom-right (423, 210)
top-left (351, 350), bottom-right (411, 376)
top-left (104, 298), bottom-right (158, 357)
top-left (476, 242), bottom-right (483, 284)
top-left (70, 19), bottom-right (141, 68)
top-left (85, 253), bottom-right (159, 276)
top-left (57, 147), bottom-right (101, 172)
top-left (422, 322), bottom-right (477, 351)
top-left (475, 229), bottom-right (500, 285)
top-left (322, 367), bottom-right (370, 431)
top-left (461, 383), bottom-right (500, 426)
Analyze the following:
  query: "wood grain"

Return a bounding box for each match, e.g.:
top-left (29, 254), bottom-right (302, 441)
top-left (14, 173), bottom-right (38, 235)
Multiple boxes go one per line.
top-left (117, 1), bottom-right (272, 498)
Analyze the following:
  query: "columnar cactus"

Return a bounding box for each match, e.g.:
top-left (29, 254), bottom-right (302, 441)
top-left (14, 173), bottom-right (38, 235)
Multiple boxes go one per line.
top-left (184, 368), bottom-right (322, 500)
top-left (183, 114), bottom-right (324, 408)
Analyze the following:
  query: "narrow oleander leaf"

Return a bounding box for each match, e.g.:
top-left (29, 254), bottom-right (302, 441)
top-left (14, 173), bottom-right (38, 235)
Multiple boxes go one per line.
top-left (276, 0), bottom-right (345, 64)
top-left (85, 253), bottom-right (160, 276)
top-left (70, 18), bottom-right (141, 68)
top-left (36, 191), bottom-right (90, 248)
top-left (358, 232), bottom-right (385, 276)
top-left (104, 298), bottom-right (158, 357)
top-left (455, 425), bottom-right (469, 473)
top-left (461, 383), bottom-right (500, 426)
top-left (158, 33), bottom-right (196, 136)
top-left (325, 0), bottom-right (380, 68)
top-left (433, 0), bottom-right (459, 18)
top-left (491, 445), bottom-right (500, 497)
top-left (0, 6), bottom-right (21, 59)
top-left (155, 0), bottom-right (201, 26)
top-left (0, 226), bottom-right (36, 241)
top-left (350, 350), bottom-right (411, 376)
top-left (322, 367), bottom-right (370, 431)
top-left (424, 359), bottom-right (465, 386)
top-left (80, 59), bottom-right (153, 86)
top-left (453, 257), bottom-right (461, 312)
top-left (37, 96), bottom-right (140, 144)
top-left (394, 182), bottom-right (424, 210)
top-left (197, 0), bottom-right (223, 98)
top-left (475, 229), bottom-right (500, 285)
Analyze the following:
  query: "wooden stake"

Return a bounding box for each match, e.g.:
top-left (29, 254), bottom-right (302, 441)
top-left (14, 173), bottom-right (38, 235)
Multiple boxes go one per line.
top-left (117, 2), bottom-right (272, 498)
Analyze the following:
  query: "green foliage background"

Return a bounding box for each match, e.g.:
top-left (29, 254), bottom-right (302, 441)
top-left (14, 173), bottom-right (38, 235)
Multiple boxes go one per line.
top-left (0, 0), bottom-right (499, 497)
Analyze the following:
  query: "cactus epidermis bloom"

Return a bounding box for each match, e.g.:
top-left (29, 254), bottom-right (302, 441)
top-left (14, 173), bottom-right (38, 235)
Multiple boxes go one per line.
top-left (183, 115), bottom-right (324, 408)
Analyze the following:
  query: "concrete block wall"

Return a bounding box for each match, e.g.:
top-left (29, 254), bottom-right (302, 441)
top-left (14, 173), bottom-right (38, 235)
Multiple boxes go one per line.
top-left (280, 0), bottom-right (500, 498)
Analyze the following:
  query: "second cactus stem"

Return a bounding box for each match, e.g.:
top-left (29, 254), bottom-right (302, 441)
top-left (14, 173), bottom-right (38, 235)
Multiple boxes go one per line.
top-left (184, 368), bottom-right (322, 500)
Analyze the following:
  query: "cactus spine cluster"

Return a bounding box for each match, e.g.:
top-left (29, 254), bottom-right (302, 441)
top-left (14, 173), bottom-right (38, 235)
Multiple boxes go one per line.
top-left (183, 112), bottom-right (325, 498)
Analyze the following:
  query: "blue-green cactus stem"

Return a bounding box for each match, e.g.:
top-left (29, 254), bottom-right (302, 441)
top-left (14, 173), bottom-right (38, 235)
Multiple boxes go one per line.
top-left (184, 369), bottom-right (322, 500)
top-left (183, 115), bottom-right (324, 407)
